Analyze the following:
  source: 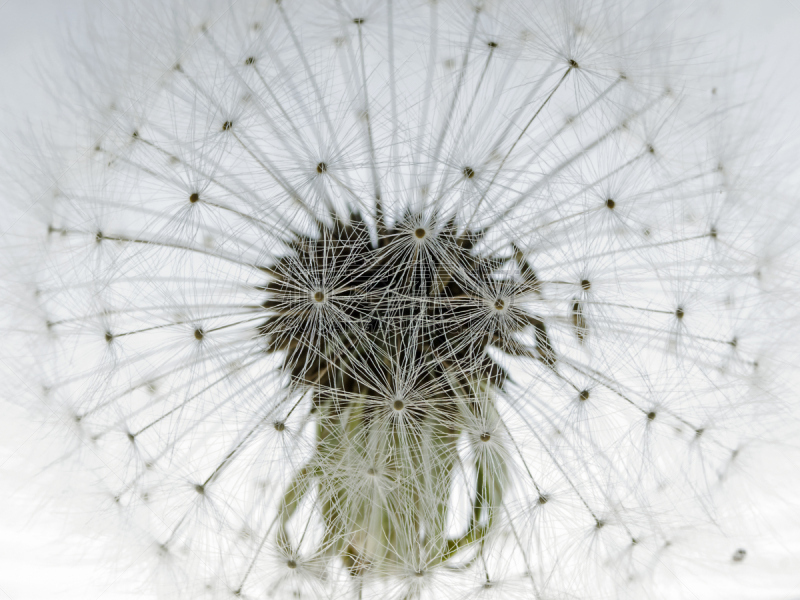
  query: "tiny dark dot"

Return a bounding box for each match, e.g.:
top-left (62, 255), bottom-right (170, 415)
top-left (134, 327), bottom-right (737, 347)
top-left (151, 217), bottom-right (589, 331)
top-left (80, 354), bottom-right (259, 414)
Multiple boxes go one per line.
top-left (729, 337), bottom-right (738, 348)
top-left (173, 63), bottom-right (182, 72)
top-left (631, 538), bottom-right (638, 545)
top-left (393, 399), bottom-right (404, 411)
top-left (189, 192), bottom-right (200, 203)
top-left (595, 519), bottom-right (605, 529)
top-left (96, 231), bottom-right (104, 243)
top-left (367, 467), bottom-right (375, 476)
top-left (414, 228), bottom-right (426, 239)
top-left (353, 17), bottom-right (364, 24)
top-left (619, 72), bottom-right (628, 80)
top-left (647, 411), bottom-right (656, 421)
top-left (105, 331), bottom-right (113, 343)
top-left (313, 291), bottom-right (325, 303)
top-left (581, 279), bottom-right (591, 291)
top-left (647, 144), bottom-right (655, 154)
top-left (287, 559), bottom-right (297, 569)
top-left (131, 130), bottom-right (139, 139)
top-left (487, 41), bottom-right (498, 48)
top-left (194, 484), bottom-right (205, 495)
top-left (479, 432), bottom-right (491, 442)
top-left (463, 166), bottom-right (475, 179)
top-left (712, 87), bottom-right (717, 95)
top-left (494, 299), bottom-right (505, 310)
top-left (695, 428), bottom-right (705, 437)
top-left (316, 162), bottom-right (327, 174)
top-left (675, 307), bottom-right (685, 320)
top-left (244, 56), bottom-right (256, 65)
top-left (710, 227), bottom-right (718, 238)
top-left (605, 198), bottom-right (615, 209)
top-left (568, 59), bottom-right (579, 68)
top-left (222, 121), bottom-right (233, 131)
top-left (579, 389), bottom-right (590, 402)
top-left (414, 570), bottom-right (425, 578)
top-left (537, 495), bottom-right (548, 505)
top-left (127, 432), bottom-right (135, 442)
top-left (274, 421), bottom-right (285, 432)
top-left (194, 328), bottom-right (204, 340)
top-left (732, 548), bottom-right (746, 562)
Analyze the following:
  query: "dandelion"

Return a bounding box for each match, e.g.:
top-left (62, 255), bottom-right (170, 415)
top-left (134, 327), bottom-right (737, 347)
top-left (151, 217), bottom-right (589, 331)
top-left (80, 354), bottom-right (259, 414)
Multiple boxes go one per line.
top-left (2, 0), bottom-right (794, 598)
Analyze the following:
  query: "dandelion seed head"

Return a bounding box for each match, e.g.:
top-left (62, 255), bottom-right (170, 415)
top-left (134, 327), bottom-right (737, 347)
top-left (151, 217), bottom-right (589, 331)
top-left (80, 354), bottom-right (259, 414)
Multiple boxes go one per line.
top-left (2, 0), bottom-right (796, 598)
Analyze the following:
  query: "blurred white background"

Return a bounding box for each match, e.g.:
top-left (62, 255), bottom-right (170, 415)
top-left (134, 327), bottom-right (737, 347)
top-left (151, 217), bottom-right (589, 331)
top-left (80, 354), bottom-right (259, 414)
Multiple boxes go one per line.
top-left (1, 1), bottom-right (799, 598)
